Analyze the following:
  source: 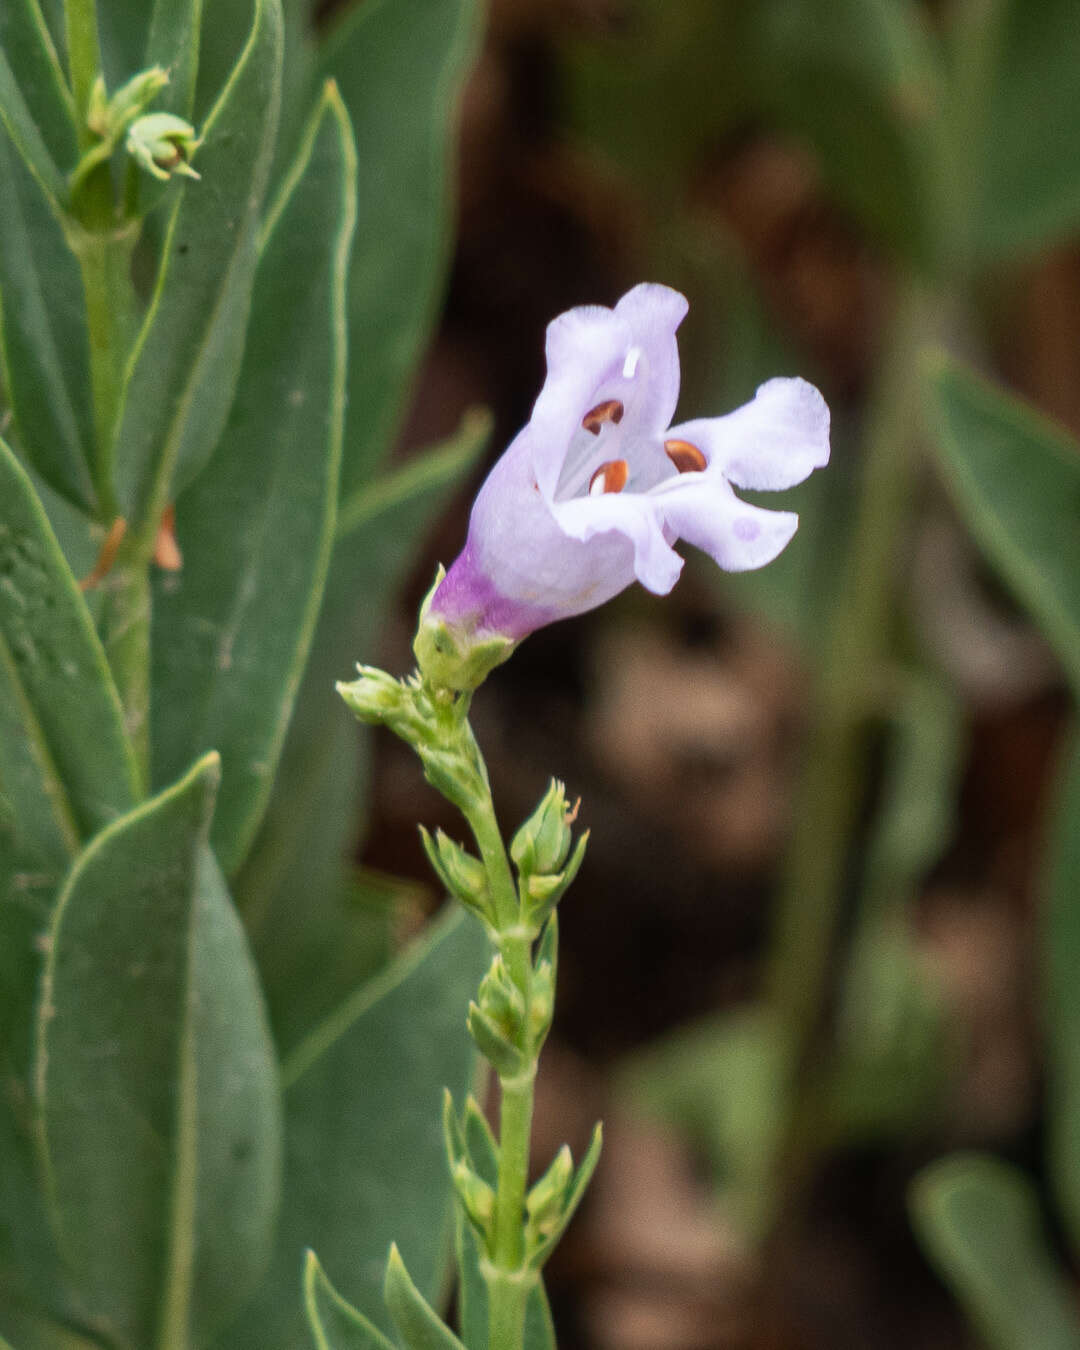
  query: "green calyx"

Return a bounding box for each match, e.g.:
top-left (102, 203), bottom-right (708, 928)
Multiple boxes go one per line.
top-left (412, 567), bottom-right (516, 693)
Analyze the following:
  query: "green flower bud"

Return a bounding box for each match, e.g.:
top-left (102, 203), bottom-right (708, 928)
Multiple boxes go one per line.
top-left (530, 958), bottom-right (555, 1046)
top-left (126, 112), bottom-right (201, 181)
top-left (520, 830), bottom-right (588, 930)
top-left (511, 779), bottom-right (576, 877)
top-left (477, 954), bottom-right (525, 1041)
top-left (467, 1002), bottom-right (526, 1077)
top-left (452, 1159), bottom-right (496, 1237)
top-left (337, 666), bottom-right (412, 726)
top-left (419, 827), bottom-right (492, 922)
top-left (525, 1145), bottom-right (573, 1238)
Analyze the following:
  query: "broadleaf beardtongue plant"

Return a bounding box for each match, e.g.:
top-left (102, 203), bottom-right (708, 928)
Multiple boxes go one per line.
top-left (415, 282), bottom-right (830, 690)
top-left (338, 283), bottom-right (829, 1350)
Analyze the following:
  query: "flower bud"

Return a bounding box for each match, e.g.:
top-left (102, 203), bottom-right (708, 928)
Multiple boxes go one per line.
top-left (419, 827), bottom-right (491, 921)
top-left (126, 112), bottom-right (201, 181)
top-left (452, 1159), bottom-right (496, 1237)
top-left (477, 954), bottom-right (525, 1041)
top-left (511, 780), bottom-right (576, 877)
top-left (336, 666), bottom-right (411, 725)
top-left (467, 1002), bottom-right (526, 1078)
top-left (525, 1145), bottom-right (573, 1238)
top-left (530, 958), bottom-right (555, 1047)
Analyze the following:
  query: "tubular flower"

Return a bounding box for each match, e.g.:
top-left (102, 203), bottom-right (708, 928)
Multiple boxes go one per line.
top-left (418, 284), bottom-right (829, 688)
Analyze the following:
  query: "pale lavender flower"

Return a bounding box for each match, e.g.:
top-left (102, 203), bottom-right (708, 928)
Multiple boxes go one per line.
top-left (418, 283), bottom-right (829, 684)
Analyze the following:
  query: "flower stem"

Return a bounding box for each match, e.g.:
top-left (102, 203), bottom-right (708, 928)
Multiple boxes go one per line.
top-left (458, 769), bottom-right (538, 1350)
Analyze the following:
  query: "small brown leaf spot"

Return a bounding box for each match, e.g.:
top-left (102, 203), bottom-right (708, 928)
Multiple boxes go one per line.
top-left (79, 516), bottom-right (127, 591)
top-left (153, 505), bottom-right (183, 572)
top-left (588, 459), bottom-right (629, 496)
top-left (664, 438), bottom-right (707, 473)
top-left (582, 399), bottom-right (625, 435)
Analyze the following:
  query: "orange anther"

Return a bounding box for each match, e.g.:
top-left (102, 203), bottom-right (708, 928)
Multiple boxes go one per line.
top-left (582, 399), bottom-right (625, 435)
top-left (588, 459), bottom-right (629, 496)
top-left (664, 439), bottom-right (707, 473)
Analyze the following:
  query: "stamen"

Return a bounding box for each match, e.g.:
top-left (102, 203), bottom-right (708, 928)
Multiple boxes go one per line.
top-left (623, 346), bottom-right (641, 379)
top-left (588, 459), bottom-right (629, 496)
top-left (664, 438), bottom-right (707, 473)
top-left (581, 399), bottom-right (625, 435)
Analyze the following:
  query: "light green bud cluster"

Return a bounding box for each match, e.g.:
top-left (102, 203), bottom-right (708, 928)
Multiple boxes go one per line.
top-left (511, 780), bottom-right (588, 932)
top-left (419, 827), bottom-right (491, 923)
top-left (71, 65), bottom-right (186, 195)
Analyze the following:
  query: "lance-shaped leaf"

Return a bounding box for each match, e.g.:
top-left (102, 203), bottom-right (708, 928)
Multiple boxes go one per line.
top-left (317, 0), bottom-right (483, 491)
top-left (219, 907), bottom-right (488, 1350)
top-left (35, 755), bottom-right (283, 1348)
top-left (237, 414), bottom-right (489, 1051)
top-left (383, 1245), bottom-right (465, 1350)
top-left (968, 0), bottom-right (1080, 261)
top-left (151, 81), bottom-right (357, 876)
top-left (0, 0), bottom-right (75, 169)
top-left (304, 1250), bottom-right (396, 1350)
top-left (924, 355), bottom-right (1080, 692)
top-left (0, 43), bottom-right (65, 203)
top-left (910, 1155), bottom-right (1080, 1350)
top-left (0, 134), bottom-right (96, 512)
top-left (0, 435), bottom-right (137, 849)
top-left (146, 0), bottom-right (202, 119)
top-left (112, 0), bottom-right (284, 523)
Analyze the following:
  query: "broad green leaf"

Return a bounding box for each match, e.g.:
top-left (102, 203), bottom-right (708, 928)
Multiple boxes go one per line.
top-left (1044, 735), bottom-right (1080, 1256)
top-left (304, 1251), bottom-right (395, 1350)
top-left (197, 0), bottom-right (313, 177)
top-left (237, 414), bottom-right (489, 1049)
top-left (151, 81), bottom-right (357, 875)
top-left (222, 907), bottom-right (488, 1350)
top-left (146, 0), bottom-right (202, 118)
top-left (968, 1), bottom-right (1080, 261)
top-left (0, 436), bottom-right (137, 849)
top-left (35, 755), bottom-right (283, 1348)
top-left (0, 135), bottom-right (95, 511)
top-left (924, 355), bottom-right (1080, 693)
top-left (748, 0), bottom-right (944, 269)
top-left (317, 0), bottom-right (484, 492)
top-left (111, 0), bottom-right (283, 522)
top-left (0, 42), bottom-right (64, 202)
top-left (910, 1154), bottom-right (1080, 1350)
top-left (0, 0), bottom-right (75, 168)
top-left (95, 0), bottom-right (148, 94)
top-left (383, 1246), bottom-right (465, 1350)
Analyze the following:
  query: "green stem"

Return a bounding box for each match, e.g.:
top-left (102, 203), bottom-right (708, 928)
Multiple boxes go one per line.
top-left (98, 543), bottom-right (151, 790)
top-left (767, 282), bottom-right (938, 1066)
top-left (64, 0), bottom-right (102, 146)
top-left (459, 777), bottom-right (537, 1350)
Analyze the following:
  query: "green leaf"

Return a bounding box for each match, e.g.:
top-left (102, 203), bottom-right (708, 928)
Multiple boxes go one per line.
top-left (304, 1251), bottom-right (396, 1350)
top-left (0, 0), bottom-right (76, 169)
top-left (112, 0), bottom-right (284, 522)
top-left (0, 436), bottom-right (137, 850)
top-left (527, 1124), bottom-right (602, 1270)
top-left (221, 907), bottom-right (488, 1350)
top-left (924, 355), bottom-right (1080, 693)
top-left (35, 755), bottom-right (283, 1348)
top-left (317, 0), bottom-right (484, 491)
top-left (151, 80), bottom-right (357, 875)
top-left (1044, 735), bottom-right (1080, 1257)
top-left (383, 1245), bottom-right (465, 1350)
top-left (969, 1), bottom-right (1080, 260)
top-left (237, 413), bottom-right (489, 1049)
top-left (909, 1154), bottom-right (1080, 1350)
top-left (146, 0), bottom-right (202, 118)
top-left (0, 134), bottom-right (96, 512)
top-left (0, 42), bottom-right (65, 202)
top-left (748, 0), bottom-right (944, 269)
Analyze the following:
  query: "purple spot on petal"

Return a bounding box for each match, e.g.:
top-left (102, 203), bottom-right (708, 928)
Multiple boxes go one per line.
top-left (734, 517), bottom-right (760, 542)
